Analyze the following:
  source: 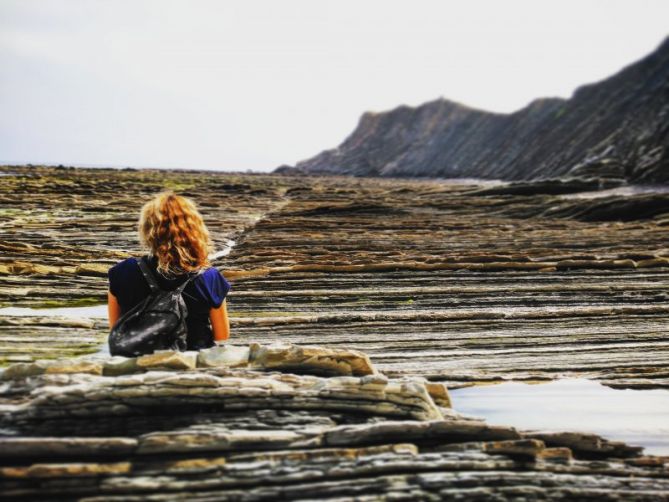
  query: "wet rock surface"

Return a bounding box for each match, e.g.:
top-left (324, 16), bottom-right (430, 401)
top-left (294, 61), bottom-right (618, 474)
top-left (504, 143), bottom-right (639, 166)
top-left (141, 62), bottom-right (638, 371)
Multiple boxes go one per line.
top-left (0, 315), bottom-right (107, 365)
top-left (1, 346), bottom-right (667, 500)
top-left (466, 176), bottom-right (624, 196)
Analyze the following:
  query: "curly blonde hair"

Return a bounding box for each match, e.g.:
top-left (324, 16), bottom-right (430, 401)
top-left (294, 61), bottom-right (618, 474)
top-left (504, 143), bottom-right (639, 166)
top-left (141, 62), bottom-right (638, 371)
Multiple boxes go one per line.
top-left (138, 191), bottom-right (213, 276)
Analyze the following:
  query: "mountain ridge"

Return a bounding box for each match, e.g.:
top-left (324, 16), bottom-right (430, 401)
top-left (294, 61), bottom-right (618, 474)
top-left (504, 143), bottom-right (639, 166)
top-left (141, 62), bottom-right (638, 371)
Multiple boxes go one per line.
top-left (280, 36), bottom-right (669, 182)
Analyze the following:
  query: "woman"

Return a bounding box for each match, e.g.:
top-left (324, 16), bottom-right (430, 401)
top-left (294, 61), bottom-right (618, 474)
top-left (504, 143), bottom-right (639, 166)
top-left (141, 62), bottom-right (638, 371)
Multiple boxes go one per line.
top-left (107, 191), bottom-right (231, 349)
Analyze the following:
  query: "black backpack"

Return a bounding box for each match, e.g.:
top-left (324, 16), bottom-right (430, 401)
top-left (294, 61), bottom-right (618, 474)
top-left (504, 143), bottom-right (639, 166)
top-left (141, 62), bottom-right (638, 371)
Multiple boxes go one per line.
top-left (108, 256), bottom-right (202, 357)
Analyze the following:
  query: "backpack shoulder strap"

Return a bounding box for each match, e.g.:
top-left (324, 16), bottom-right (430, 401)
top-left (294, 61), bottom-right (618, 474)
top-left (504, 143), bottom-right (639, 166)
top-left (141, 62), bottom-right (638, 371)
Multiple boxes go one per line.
top-left (135, 256), bottom-right (162, 293)
top-left (175, 267), bottom-right (204, 294)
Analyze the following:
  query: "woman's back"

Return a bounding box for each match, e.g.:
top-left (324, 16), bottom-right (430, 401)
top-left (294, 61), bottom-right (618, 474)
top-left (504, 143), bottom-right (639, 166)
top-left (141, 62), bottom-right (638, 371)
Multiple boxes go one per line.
top-left (108, 255), bottom-right (231, 350)
top-left (107, 191), bottom-right (231, 350)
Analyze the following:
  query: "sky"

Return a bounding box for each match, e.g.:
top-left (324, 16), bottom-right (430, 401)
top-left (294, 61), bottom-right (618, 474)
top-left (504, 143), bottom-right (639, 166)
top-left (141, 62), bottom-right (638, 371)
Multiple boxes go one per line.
top-left (1, 1), bottom-right (668, 172)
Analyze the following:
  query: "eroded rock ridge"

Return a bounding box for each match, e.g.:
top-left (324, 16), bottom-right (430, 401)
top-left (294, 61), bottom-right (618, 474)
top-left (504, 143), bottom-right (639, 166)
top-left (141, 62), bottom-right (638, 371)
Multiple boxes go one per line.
top-left (286, 37), bottom-right (669, 182)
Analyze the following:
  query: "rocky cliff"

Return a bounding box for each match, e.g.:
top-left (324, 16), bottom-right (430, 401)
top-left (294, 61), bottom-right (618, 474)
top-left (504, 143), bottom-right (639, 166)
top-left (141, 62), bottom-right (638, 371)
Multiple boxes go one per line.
top-left (283, 36), bottom-right (669, 182)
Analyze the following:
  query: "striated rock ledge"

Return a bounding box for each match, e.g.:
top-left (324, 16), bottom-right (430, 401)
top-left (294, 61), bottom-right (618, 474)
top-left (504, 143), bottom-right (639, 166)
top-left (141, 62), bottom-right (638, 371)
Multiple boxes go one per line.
top-left (2, 166), bottom-right (669, 391)
top-left (1, 344), bottom-right (668, 500)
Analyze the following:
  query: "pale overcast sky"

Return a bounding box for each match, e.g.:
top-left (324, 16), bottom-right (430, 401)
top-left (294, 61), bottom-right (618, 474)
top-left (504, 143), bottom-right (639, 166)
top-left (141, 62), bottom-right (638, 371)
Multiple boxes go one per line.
top-left (1, 0), bottom-right (668, 172)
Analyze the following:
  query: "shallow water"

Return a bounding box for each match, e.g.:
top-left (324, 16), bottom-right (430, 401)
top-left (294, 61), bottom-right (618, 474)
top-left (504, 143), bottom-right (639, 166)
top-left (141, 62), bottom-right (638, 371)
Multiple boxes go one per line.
top-left (0, 242), bottom-right (237, 321)
top-left (209, 239), bottom-right (236, 260)
top-left (438, 177), bottom-right (506, 187)
top-left (0, 304), bottom-right (109, 318)
top-left (451, 379), bottom-right (669, 455)
top-left (0, 304), bottom-right (590, 320)
top-left (561, 184), bottom-right (669, 199)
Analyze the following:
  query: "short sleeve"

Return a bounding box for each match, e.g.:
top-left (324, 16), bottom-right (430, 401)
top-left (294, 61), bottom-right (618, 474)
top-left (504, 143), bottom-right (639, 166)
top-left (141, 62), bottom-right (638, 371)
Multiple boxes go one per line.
top-left (201, 268), bottom-right (232, 309)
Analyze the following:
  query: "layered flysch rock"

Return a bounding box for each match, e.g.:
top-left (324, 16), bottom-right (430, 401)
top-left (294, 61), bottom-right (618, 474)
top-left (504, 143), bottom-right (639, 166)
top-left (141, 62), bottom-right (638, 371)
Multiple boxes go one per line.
top-left (2, 344), bottom-right (667, 501)
top-left (2, 166), bottom-right (669, 497)
top-left (3, 166), bottom-right (669, 389)
top-left (0, 166), bottom-right (292, 364)
top-left (284, 36), bottom-right (669, 182)
top-left (223, 178), bottom-right (669, 390)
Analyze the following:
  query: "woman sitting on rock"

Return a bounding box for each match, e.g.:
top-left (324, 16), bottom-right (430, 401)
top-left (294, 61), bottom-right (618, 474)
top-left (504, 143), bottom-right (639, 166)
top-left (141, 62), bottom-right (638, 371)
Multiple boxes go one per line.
top-left (107, 191), bottom-right (231, 350)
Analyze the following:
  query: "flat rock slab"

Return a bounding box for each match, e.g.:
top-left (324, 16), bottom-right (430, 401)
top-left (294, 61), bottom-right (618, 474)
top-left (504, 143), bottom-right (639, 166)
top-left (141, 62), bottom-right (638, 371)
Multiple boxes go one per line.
top-left (0, 349), bottom-right (667, 500)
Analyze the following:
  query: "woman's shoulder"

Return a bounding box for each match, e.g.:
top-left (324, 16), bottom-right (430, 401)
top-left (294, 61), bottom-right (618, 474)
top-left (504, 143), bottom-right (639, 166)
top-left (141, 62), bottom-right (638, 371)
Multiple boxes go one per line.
top-left (108, 258), bottom-right (148, 289)
top-left (108, 257), bottom-right (140, 275)
top-left (107, 257), bottom-right (143, 297)
top-left (193, 266), bottom-right (232, 300)
top-left (200, 265), bottom-right (224, 276)
top-left (196, 266), bottom-right (230, 283)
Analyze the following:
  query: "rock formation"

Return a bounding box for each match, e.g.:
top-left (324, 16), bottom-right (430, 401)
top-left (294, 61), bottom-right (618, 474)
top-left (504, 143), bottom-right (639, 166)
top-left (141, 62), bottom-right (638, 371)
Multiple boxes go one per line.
top-left (2, 166), bottom-right (669, 390)
top-left (2, 166), bottom-right (669, 497)
top-left (284, 36), bottom-right (669, 183)
top-left (2, 344), bottom-right (667, 500)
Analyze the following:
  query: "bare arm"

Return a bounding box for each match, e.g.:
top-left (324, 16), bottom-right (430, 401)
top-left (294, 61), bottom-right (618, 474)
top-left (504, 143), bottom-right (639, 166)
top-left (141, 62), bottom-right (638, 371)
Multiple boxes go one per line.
top-left (108, 290), bottom-right (122, 330)
top-left (210, 299), bottom-right (230, 342)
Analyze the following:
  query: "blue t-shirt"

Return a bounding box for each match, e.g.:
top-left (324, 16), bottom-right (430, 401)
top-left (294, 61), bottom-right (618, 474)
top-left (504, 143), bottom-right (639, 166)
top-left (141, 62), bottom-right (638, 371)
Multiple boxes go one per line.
top-left (108, 255), bottom-right (231, 350)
